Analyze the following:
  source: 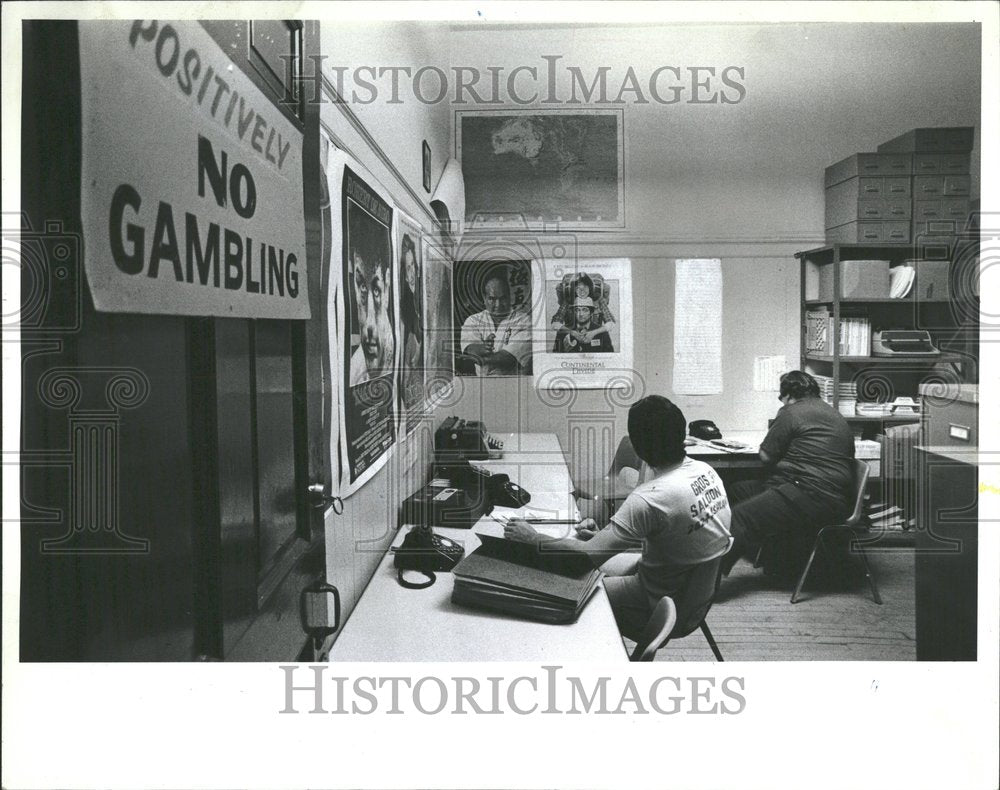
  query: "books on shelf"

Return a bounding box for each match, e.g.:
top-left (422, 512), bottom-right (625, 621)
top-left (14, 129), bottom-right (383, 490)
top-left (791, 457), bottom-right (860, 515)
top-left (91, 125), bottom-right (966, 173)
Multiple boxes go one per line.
top-left (805, 309), bottom-right (871, 356)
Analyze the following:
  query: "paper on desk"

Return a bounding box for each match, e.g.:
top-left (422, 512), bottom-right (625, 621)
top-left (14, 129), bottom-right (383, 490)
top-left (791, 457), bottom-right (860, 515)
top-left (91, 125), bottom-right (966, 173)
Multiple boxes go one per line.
top-left (673, 259), bottom-right (723, 395)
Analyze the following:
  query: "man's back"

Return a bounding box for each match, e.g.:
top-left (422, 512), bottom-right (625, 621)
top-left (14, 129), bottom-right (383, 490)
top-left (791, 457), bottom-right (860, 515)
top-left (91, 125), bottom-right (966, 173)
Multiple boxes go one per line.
top-left (610, 457), bottom-right (732, 599)
top-left (761, 397), bottom-right (855, 505)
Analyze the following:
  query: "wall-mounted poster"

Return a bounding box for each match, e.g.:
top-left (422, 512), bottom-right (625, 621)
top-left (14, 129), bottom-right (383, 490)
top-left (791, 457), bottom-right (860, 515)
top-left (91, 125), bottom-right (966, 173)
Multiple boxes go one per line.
top-left (397, 212), bottom-right (425, 435)
top-left (531, 258), bottom-right (633, 389)
top-left (457, 109), bottom-right (625, 230)
top-left (327, 149), bottom-right (400, 497)
top-left (423, 234), bottom-right (456, 405)
top-left (453, 260), bottom-right (534, 377)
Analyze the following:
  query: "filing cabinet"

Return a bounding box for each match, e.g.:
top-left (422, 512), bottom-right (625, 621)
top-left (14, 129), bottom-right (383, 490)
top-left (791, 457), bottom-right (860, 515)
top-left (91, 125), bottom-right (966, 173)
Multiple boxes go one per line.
top-left (915, 446), bottom-right (977, 661)
top-left (919, 383), bottom-right (977, 447)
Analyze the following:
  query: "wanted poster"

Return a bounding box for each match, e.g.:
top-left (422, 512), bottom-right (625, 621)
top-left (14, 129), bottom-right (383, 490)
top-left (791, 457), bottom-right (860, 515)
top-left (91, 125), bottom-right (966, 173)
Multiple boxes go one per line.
top-left (327, 149), bottom-right (400, 497)
top-left (531, 258), bottom-right (633, 389)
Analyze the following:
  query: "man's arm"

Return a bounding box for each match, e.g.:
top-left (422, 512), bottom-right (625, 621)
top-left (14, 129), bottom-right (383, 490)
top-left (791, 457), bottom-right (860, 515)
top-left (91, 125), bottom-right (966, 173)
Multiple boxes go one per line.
top-left (504, 518), bottom-right (637, 568)
top-left (759, 407), bottom-right (792, 465)
top-left (494, 312), bottom-right (533, 371)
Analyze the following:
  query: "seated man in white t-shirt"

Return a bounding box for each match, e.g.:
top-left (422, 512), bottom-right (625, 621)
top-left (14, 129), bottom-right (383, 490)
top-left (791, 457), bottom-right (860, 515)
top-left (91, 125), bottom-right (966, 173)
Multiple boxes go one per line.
top-left (459, 271), bottom-right (532, 376)
top-left (504, 395), bottom-right (733, 640)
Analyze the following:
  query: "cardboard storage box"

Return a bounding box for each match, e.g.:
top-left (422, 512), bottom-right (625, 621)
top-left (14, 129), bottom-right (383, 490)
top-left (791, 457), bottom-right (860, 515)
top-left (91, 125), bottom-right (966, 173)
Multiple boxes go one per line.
top-left (909, 259), bottom-right (951, 300)
top-left (824, 153), bottom-right (912, 188)
top-left (877, 127), bottom-right (975, 153)
top-left (816, 259), bottom-right (891, 300)
top-left (825, 221), bottom-right (910, 244)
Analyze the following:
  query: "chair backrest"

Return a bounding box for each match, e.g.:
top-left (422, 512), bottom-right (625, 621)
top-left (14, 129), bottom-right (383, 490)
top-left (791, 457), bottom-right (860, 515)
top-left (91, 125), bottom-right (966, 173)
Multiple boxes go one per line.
top-left (608, 436), bottom-right (652, 491)
top-left (608, 436), bottom-right (642, 477)
top-left (844, 459), bottom-right (871, 526)
top-left (669, 555), bottom-right (724, 640)
top-left (631, 555), bottom-right (724, 660)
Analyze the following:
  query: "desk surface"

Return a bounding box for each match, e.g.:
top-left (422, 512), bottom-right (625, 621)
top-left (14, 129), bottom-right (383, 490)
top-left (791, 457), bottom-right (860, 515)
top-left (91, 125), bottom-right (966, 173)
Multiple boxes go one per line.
top-left (328, 433), bottom-right (628, 662)
top-left (686, 431), bottom-right (768, 464)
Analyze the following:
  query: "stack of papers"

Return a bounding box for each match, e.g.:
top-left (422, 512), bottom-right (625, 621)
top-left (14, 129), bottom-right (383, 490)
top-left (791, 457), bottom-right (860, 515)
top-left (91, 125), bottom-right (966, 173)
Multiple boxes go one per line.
top-left (452, 535), bottom-right (602, 624)
top-left (889, 265), bottom-right (915, 298)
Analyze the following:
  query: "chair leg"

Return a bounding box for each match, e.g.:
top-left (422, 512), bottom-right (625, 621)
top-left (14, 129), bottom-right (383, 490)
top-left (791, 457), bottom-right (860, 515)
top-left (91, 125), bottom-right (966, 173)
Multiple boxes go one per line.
top-left (700, 621), bottom-right (724, 662)
top-left (852, 532), bottom-right (883, 605)
top-left (791, 532), bottom-right (824, 604)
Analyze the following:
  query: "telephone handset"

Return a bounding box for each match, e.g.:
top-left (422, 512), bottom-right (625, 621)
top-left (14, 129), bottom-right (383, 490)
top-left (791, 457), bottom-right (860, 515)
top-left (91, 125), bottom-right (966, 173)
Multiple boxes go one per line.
top-left (392, 525), bottom-right (465, 589)
top-left (487, 473), bottom-right (531, 509)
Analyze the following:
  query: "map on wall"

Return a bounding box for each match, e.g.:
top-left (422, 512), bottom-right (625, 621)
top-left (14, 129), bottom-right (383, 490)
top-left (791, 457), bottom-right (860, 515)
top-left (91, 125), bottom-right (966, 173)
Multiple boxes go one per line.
top-left (457, 109), bottom-right (625, 230)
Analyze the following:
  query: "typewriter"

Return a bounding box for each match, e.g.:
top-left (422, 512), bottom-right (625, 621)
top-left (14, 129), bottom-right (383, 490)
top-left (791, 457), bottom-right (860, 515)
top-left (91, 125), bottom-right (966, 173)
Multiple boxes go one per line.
top-left (872, 330), bottom-right (940, 357)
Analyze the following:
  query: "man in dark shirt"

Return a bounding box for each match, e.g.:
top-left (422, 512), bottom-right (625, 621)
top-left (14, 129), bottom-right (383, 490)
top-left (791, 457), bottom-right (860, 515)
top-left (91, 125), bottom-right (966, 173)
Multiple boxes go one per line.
top-left (721, 370), bottom-right (856, 577)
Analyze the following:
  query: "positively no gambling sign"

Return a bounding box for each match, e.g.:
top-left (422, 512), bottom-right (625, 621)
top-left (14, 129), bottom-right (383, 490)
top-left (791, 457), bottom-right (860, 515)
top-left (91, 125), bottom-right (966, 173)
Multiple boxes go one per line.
top-left (79, 20), bottom-right (309, 319)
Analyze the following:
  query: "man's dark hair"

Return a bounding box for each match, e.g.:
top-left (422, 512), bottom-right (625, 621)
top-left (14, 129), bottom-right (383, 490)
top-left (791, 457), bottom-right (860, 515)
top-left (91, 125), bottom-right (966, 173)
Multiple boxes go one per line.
top-left (779, 370), bottom-right (820, 400)
top-left (628, 395), bottom-right (687, 467)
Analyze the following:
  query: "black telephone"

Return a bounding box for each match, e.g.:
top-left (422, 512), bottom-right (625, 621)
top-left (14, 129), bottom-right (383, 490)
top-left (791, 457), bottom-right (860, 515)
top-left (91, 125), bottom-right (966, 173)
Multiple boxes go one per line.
top-left (392, 525), bottom-right (465, 589)
top-left (435, 416), bottom-right (503, 461)
top-left (487, 473), bottom-right (532, 509)
top-left (689, 419), bottom-right (723, 441)
top-left (438, 461), bottom-right (532, 510)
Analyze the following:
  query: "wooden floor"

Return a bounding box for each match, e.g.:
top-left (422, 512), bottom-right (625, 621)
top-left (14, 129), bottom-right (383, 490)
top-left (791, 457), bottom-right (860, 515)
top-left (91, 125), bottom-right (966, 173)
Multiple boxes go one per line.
top-left (624, 548), bottom-right (916, 661)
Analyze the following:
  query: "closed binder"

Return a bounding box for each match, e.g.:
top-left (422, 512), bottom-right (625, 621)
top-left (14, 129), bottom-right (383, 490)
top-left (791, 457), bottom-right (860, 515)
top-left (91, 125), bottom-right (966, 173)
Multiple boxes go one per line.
top-left (451, 536), bottom-right (601, 623)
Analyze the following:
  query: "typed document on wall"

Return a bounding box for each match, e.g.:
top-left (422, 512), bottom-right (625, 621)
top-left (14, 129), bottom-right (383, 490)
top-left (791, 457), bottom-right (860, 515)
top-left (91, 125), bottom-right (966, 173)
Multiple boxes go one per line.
top-left (673, 259), bottom-right (723, 395)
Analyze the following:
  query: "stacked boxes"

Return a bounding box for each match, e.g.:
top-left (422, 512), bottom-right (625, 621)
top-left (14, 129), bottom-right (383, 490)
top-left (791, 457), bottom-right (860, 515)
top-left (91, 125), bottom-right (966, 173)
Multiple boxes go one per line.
top-left (824, 127), bottom-right (974, 245)
top-left (824, 154), bottom-right (912, 243)
top-left (880, 129), bottom-right (974, 239)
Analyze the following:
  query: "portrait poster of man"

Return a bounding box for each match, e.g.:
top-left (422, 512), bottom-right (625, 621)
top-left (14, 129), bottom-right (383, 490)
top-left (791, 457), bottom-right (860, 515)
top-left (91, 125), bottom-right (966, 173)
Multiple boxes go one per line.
top-left (531, 258), bottom-right (633, 389)
top-left (453, 260), bottom-right (534, 377)
top-left (328, 149), bottom-right (400, 496)
top-left (422, 234), bottom-right (455, 406)
top-left (397, 213), bottom-right (425, 435)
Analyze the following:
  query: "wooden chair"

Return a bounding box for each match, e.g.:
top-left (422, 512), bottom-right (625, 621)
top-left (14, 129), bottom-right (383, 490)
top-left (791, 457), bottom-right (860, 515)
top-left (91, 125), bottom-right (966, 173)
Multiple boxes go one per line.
top-left (790, 459), bottom-right (882, 605)
top-left (630, 556), bottom-right (726, 662)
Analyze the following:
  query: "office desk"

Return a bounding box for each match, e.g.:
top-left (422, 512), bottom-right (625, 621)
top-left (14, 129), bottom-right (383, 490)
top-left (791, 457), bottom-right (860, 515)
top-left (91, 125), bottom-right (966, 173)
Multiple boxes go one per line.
top-left (328, 433), bottom-right (628, 662)
top-left (686, 431), bottom-right (768, 470)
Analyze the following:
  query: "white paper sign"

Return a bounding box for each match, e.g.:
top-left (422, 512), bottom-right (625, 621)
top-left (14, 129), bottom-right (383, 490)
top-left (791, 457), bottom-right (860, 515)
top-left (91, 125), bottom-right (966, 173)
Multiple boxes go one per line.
top-left (532, 258), bottom-right (633, 390)
top-left (753, 355), bottom-right (789, 391)
top-left (673, 259), bottom-right (723, 395)
top-left (79, 21), bottom-right (308, 318)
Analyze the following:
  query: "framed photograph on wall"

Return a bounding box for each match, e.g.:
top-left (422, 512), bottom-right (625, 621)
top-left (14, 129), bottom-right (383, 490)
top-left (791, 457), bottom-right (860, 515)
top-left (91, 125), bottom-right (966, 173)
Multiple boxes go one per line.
top-left (422, 140), bottom-right (432, 193)
top-left (456, 108), bottom-right (625, 230)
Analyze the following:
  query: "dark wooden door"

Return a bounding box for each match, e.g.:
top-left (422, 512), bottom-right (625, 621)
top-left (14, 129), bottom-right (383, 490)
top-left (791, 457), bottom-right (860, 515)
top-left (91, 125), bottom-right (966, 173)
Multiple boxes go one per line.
top-left (19, 20), bottom-right (325, 661)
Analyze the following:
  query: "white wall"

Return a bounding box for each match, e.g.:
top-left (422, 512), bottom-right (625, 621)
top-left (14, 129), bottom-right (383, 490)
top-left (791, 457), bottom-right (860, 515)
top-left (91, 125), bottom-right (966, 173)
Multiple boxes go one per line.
top-left (319, 20), bottom-right (982, 632)
top-left (442, 22), bottom-right (981, 483)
